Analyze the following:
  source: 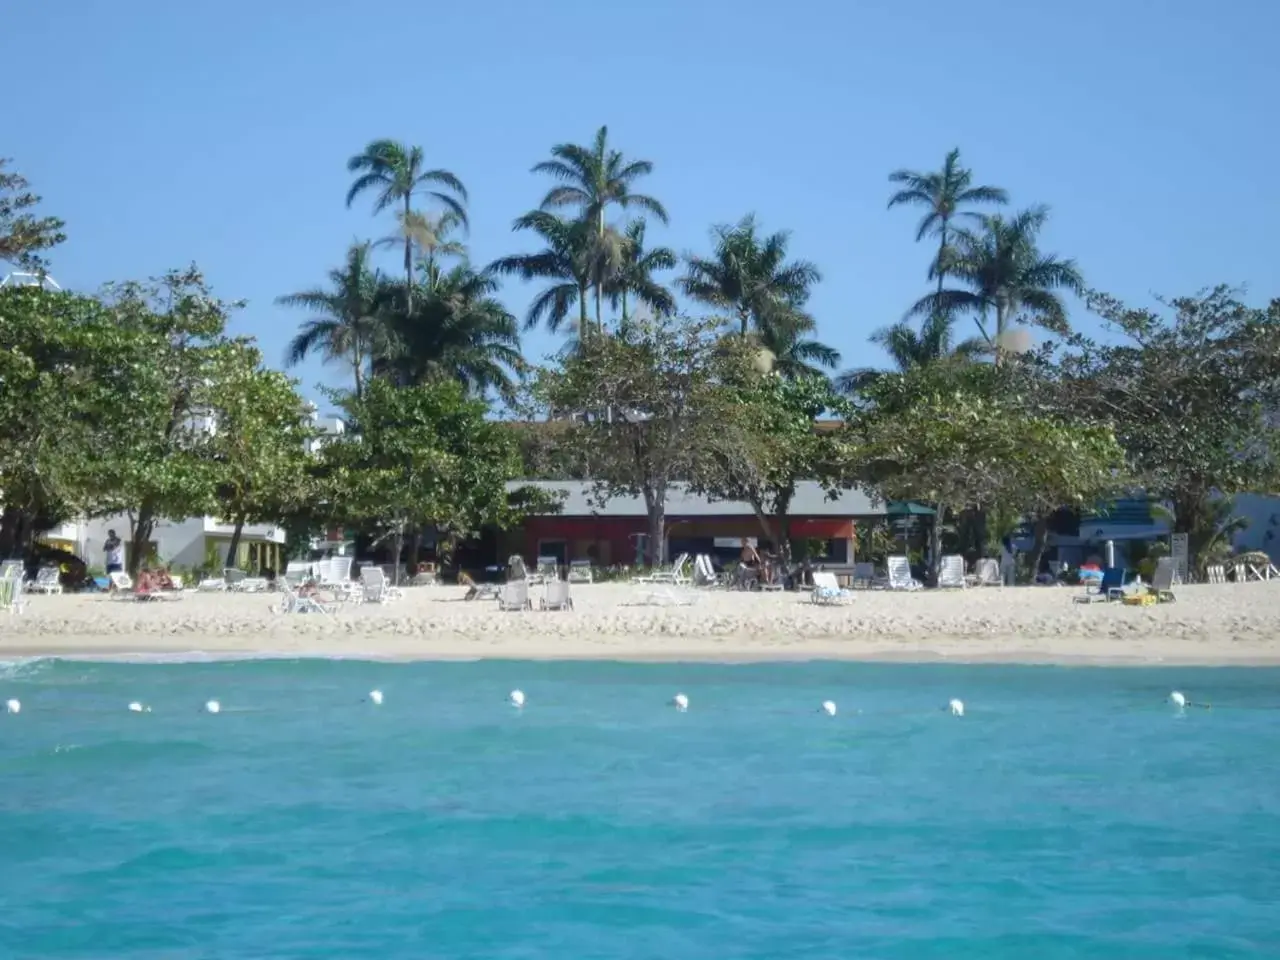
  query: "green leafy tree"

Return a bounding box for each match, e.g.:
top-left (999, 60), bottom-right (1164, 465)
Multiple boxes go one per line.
top-left (319, 377), bottom-right (531, 579)
top-left (532, 125), bottom-right (668, 330)
top-left (346, 140), bottom-right (468, 309)
top-left (910, 207), bottom-right (1084, 352)
top-left (1062, 286), bottom-right (1280, 571)
top-left (0, 287), bottom-right (127, 556)
top-left (887, 148), bottom-right (1007, 298)
top-left (854, 362), bottom-right (1124, 584)
top-left (0, 160), bottom-right (66, 272)
top-left (277, 242), bottom-right (385, 398)
top-left (205, 352), bottom-right (315, 566)
top-left (533, 315), bottom-right (727, 566)
top-left (689, 372), bottom-right (853, 559)
top-left (91, 268), bottom-right (247, 576)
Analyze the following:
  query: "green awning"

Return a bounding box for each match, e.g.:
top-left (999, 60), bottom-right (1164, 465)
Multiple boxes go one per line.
top-left (887, 501), bottom-right (936, 517)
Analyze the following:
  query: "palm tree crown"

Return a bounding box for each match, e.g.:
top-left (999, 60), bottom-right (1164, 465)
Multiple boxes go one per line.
top-left (346, 140), bottom-right (469, 306)
top-left (532, 126), bottom-right (667, 330)
top-left (908, 206), bottom-right (1085, 347)
top-left (681, 214), bottom-right (822, 337)
top-left (888, 148), bottom-right (1007, 296)
top-left (605, 219), bottom-right (676, 323)
top-left (374, 267), bottom-right (524, 402)
top-left (276, 242), bottom-right (383, 399)
top-left (837, 313), bottom-right (984, 393)
top-left (486, 210), bottom-right (595, 335)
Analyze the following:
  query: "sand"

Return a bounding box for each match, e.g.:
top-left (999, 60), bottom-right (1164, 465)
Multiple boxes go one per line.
top-left (4, 580), bottom-right (1280, 665)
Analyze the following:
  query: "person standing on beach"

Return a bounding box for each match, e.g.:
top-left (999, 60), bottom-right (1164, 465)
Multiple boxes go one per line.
top-left (103, 530), bottom-right (124, 574)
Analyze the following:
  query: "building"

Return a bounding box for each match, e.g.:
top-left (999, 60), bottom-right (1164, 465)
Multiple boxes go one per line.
top-left (506, 480), bottom-right (886, 570)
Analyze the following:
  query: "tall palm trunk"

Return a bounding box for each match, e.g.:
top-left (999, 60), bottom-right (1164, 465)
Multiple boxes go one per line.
top-left (934, 216), bottom-right (950, 298)
top-left (578, 281), bottom-right (590, 344)
top-left (403, 193), bottom-right (414, 311)
top-left (595, 207), bottom-right (605, 334)
top-left (352, 342), bottom-right (365, 400)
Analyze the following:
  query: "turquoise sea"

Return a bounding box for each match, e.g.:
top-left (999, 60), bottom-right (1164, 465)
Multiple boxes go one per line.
top-left (1, 658), bottom-right (1278, 959)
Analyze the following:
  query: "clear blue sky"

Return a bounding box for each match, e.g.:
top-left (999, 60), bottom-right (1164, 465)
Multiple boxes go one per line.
top-left (10, 0), bottom-right (1278, 409)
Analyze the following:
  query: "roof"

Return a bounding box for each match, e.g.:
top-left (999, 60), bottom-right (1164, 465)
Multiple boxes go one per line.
top-left (508, 480), bottom-right (885, 518)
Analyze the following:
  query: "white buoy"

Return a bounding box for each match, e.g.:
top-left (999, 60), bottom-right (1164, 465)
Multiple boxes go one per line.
top-left (821, 700), bottom-right (837, 717)
top-left (127, 702), bottom-right (151, 713)
top-left (948, 698), bottom-right (965, 717)
top-left (509, 689), bottom-right (525, 708)
top-left (672, 693), bottom-right (689, 712)
top-left (369, 689), bottom-right (383, 706)
top-left (1170, 690), bottom-right (1187, 709)
top-left (204, 700), bottom-right (221, 714)
top-left (5, 698), bottom-right (20, 715)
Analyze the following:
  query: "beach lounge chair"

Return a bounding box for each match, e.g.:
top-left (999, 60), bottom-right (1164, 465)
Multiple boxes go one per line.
top-left (360, 566), bottom-right (403, 604)
top-left (534, 556), bottom-right (559, 583)
top-left (851, 562), bottom-right (884, 589)
top-left (410, 562), bottom-right (439, 586)
top-left (1073, 567), bottom-right (1127, 603)
top-left (28, 566), bottom-right (63, 595)
top-left (811, 571), bottom-right (852, 605)
top-left (108, 570), bottom-right (175, 602)
top-left (635, 553), bottom-right (691, 586)
top-left (886, 555), bottom-right (923, 591)
top-left (316, 557), bottom-right (358, 601)
top-left (966, 557), bottom-right (1002, 587)
top-left (1204, 564), bottom-right (1227, 584)
top-left (566, 559), bottom-right (594, 584)
top-left (0, 563), bottom-right (26, 615)
top-left (284, 561), bottom-right (314, 587)
top-left (274, 581), bottom-right (335, 616)
top-left (541, 579), bottom-right (574, 611)
top-left (693, 554), bottom-right (726, 587)
top-left (498, 579), bottom-right (533, 611)
top-left (223, 568), bottom-right (269, 593)
top-left (1150, 557), bottom-right (1177, 603)
top-left (938, 555), bottom-right (967, 589)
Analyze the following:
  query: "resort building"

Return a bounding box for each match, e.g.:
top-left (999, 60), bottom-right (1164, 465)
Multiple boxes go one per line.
top-left (503, 480), bottom-right (886, 570)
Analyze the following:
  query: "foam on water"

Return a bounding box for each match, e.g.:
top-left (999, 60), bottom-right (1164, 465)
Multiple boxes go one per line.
top-left (2, 658), bottom-right (1278, 958)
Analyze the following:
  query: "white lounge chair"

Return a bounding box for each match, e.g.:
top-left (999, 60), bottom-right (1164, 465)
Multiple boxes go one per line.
top-left (541, 579), bottom-right (574, 611)
top-left (534, 556), bottom-right (559, 582)
top-left (360, 566), bottom-right (403, 604)
top-left (28, 566), bottom-right (63, 594)
top-left (1204, 564), bottom-right (1227, 584)
top-left (693, 554), bottom-right (726, 587)
top-left (566, 560), bottom-right (594, 584)
top-left (967, 558), bottom-right (1002, 587)
top-left (811, 571), bottom-right (852, 605)
top-left (635, 553), bottom-right (691, 586)
top-left (938, 555), bottom-right (967, 589)
top-left (1150, 557), bottom-right (1177, 602)
top-left (0, 563), bottom-right (26, 614)
top-left (887, 555), bottom-right (923, 591)
top-left (284, 561), bottom-right (314, 587)
top-left (498, 579), bottom-right (533, 611)
top-left (274, 581), bottom-right (335, 616)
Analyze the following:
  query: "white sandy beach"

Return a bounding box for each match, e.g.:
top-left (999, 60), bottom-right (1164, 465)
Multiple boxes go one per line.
top-left (4, 580), bottom-right (1280, 664)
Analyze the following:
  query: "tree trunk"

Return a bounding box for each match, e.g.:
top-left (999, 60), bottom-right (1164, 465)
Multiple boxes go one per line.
top-left (392, 523), bottom-right (404, 584)
top-left (403, 195), bottom-right (414, 312)
top-left (0, 503), bottom-right (21, 558)
top-left (406, 528), bottom-right (423, 585)
top-left (352, 343), bottom-right (365, 400)
top-left (927, 502), bottom-right (946, 586)
top-left (643, 487), bottom-right (666, 567)
top-left (225, 514), bottom-right (246, 570)
top-left (578, 283), bottom-right (590, 344)
top-left (1028, 514), bottom-right (1050, 584)
top-left (128, 504), bottom-right (156, 578)
top-left (935, 220), bottom-right (948, 298)
top-left (993, 302), bottom-right (1007, 365)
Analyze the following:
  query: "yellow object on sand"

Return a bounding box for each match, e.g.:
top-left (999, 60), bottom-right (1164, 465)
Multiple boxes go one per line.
top-left (1122, 593), bottom-right (1156, 606)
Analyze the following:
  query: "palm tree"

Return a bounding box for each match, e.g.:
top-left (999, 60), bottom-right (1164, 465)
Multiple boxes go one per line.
top-left (605, 219), bottom-right (676, 323)
top-left (753, 313), bottom-right (842, 380)
top-left (487, 210), bottom-right (595, 337)
top-left (836, 313), bottom-right (985, 393)
top-left (375, 209), bottom-right (466, 291)
top-left (681, 215), bottom-right (821, 338)
top-left (276, 242), bottom-right (383, 398)
top-left (374, 268), bottom-right (524, 401)
top-left (908, 206), bottom-right (1085, 351)
top-left (346, 140), bottom-right (468, 308)
top-left (888, 148), bottom-right (1007, 297)
top-left (532, 125), bottom-right (668, 329)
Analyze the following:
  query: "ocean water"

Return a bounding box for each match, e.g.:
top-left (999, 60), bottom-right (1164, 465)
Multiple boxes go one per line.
top-left (1, 659), bottom-right (1278, 959)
